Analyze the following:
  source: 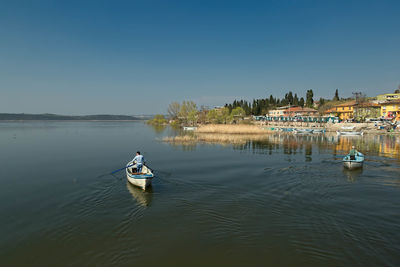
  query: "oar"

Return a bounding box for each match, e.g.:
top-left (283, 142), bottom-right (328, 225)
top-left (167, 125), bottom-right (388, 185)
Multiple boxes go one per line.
top-left (110, 164), bottom-right (134, 174)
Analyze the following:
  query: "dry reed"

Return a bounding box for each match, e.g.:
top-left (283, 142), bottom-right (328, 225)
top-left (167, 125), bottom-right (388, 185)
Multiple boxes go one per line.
top-left (163, 133), bottom-right (269, 144)
top-left (195, 124), bottom-right (265, 134)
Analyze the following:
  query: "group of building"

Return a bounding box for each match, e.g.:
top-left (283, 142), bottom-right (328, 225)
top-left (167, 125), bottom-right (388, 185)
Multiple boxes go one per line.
top-left (324, 93), bottom-right (400, 121)
top-left (255, 93), bottom-right (400, 123)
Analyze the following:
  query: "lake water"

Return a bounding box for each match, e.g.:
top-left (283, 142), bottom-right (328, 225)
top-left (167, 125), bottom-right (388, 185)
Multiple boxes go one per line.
top-left (1, 121), bottom-right (399, 266)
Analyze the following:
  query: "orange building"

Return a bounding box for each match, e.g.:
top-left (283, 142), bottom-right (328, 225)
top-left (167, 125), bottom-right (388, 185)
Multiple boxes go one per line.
top-left (324, 101), bottom-right (357, 120)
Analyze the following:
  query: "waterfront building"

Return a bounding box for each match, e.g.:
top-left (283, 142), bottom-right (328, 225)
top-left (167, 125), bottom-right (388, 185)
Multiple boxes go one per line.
top-left (267, 106), bottom-right (291, 117)
top-left (376, 93), bottom-right (400, 103)
top-left (353, 102), bottom-right (381, 121)
top-left (285, 107), bottom-right (318, 117)
top-left (324, 101), bottom-right (356, 120)
top-left (268, 106), bottom-right (317, 117)
top-left (380, 100), bottom-right (400, 120)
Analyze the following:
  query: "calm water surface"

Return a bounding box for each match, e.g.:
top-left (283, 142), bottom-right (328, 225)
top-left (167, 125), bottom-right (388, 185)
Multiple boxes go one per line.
top-left (1, 122), bottom-right (399, 266)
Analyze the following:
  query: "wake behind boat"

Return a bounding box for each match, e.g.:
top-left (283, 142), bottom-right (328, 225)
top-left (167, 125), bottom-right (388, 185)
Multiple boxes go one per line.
top-left (126, 160), bottom-right (154, 190)
top-left (343, 152), bottom-right (364, 170)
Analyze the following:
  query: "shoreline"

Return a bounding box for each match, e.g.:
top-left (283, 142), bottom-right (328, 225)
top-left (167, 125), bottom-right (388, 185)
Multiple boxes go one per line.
top-left (0, 120), bottom-right (146, 122)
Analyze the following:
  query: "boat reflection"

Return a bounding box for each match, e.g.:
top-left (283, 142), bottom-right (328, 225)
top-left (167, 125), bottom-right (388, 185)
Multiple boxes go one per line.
top-left (126, 182), bottom-right (153, 207)
top-left (342, 168), bottom-right (363, 182)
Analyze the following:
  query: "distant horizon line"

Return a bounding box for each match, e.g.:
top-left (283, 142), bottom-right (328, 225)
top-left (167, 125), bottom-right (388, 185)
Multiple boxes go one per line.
top-left (0, 112), bottom-right (158, 117)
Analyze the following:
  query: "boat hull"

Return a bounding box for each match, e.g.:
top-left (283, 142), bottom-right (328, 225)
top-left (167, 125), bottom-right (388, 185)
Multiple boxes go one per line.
top-left (337, 131), bottom-right (363, 136)
top-left (343, 153), bottom-right (364, 170)
top-left (127, 174), bottom-right (152, 189)
top-left (126, 162), bottom-right (154, 190)
top-left (183, 127), bottom-right (197, 131)
top-left (294, 129), bottom-right (314, 134)
top-left (343, 161), bottom-right (363, 169)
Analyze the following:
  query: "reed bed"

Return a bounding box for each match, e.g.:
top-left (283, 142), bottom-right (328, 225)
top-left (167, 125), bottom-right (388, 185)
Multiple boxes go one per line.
top-left (163, 133), bottom-right (269, 144)
top-left (195, 124), bottom-right (265, 134)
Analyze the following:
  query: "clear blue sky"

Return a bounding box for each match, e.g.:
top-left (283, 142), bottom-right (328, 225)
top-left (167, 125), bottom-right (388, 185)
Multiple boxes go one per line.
top-left (1, 0), bottom-right (399, 115)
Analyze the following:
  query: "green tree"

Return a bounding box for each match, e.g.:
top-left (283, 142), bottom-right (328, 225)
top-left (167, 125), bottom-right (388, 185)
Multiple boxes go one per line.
top-left (179, 101), bottom-right (197, 123)
top-left (231, 107), bottom-right (245, 122)
top-left (218, 107), bottom-right (230, 124)
top-left (287, 91), bottom-right (294, 105)
top-left (206, 109), bottom-right (218, 123)
top-left (306, 89), bottom-right (314, 108)
top-left (299, 97), bottom-right (305, 107)
top-left (187, 110), bottom-right (198, 126)
top-left (333, 89), bottom-right (339, 101)
top-left (395, 85), bottom-right (400, 94)
top-left (269, 95), bottom-right (276, 106)
top-left (147, 114), bottom-right (167, 125)
top-left (293, 94), bottom-right (299, 106)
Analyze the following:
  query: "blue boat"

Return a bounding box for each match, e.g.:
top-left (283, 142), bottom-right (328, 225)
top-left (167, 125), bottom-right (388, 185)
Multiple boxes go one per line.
top-left (343, 152), bottom-right (364, 170)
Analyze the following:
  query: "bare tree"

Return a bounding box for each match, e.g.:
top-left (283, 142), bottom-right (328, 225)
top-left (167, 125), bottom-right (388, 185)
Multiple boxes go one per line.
top-left (167, 102), bottom-right (180, 119)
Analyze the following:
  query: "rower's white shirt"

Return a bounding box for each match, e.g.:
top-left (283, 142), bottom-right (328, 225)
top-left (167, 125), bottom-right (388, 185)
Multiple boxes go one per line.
top-left (132, 155), bottom-right (145, 165)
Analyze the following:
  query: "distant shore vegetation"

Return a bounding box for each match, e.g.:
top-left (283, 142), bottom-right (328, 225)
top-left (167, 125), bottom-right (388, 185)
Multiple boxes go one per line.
top-left (0, 113), bottom-right (146, 121)
top-left (167, 101), bottom-right (246, 126)
top-left (147, 114), bottom-right (168, 125)
top-left (163, 89), bottom-right (350, 126)
top-left (162, 87), bottom-right (400, 126)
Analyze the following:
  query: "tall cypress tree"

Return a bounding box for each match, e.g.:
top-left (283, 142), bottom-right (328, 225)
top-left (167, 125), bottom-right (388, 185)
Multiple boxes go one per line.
top-left (293, 94), bottom-right (299, 106)
top-left (299, 97), bottom-right (305, 107)
top-left (306, 90), bottom-right (314, 108)
top-left (333, 89), bottom-right (339, 101)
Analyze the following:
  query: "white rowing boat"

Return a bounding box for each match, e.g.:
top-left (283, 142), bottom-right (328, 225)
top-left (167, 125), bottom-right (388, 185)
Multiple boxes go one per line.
top-left (336, 131), bottom-right (363, 136)
top-left (183, 126), bottom-right (197, 131)
top-left (294, 129), bottom-right (314, 134)
top-left (126, 160), bottom-right (154, 190)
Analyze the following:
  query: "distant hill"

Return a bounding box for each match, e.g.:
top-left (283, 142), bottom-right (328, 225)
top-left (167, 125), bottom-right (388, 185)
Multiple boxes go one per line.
top-left (0, 113), bottom-right (149, 121)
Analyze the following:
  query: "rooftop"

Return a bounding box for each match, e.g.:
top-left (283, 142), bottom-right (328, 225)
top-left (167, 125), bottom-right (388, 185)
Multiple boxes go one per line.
top-left (335, 100), bottom-right (357, 107)
top-left (286, 107), bottom-right (317, 112)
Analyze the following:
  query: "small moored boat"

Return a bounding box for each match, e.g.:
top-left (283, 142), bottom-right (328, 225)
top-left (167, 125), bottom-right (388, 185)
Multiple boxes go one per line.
top-left (343, 152), bottom-right (364, 170)
top-left (294, 129), bottom-right (314, 134)
top-left (126, 160), bottom-right (154, 190)
top-left (336, 131), bottom-right (363, 136)
top-left (183, 126), bottom-right (197, 131)
top-left (312, 129), bottom-right (326, 133)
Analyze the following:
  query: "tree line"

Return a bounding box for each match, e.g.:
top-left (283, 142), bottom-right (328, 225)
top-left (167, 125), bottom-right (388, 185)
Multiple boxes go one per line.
top-left (225, 89), bottom-right (315, 116)
top-left (166, 101), bottom-right (246, 125)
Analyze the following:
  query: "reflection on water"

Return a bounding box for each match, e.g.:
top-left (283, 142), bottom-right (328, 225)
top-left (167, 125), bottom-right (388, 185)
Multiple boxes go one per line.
top-left (126, 182), bottom-right (153, 207)
top-left (168, 131), bottom-right (400, 162)
top-left (2, 122), bottom-right (400, 267)
top-left (149, 125), bottom-right (167, 134)
top-left (342, 168), bottom-right (363, 182)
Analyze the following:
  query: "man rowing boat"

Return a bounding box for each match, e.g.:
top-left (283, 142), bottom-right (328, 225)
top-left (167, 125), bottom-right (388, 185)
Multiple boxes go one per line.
top-left (132, 151), bottom-right (146, 173)
top-left (349, 146), bottom-right (359, 160)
